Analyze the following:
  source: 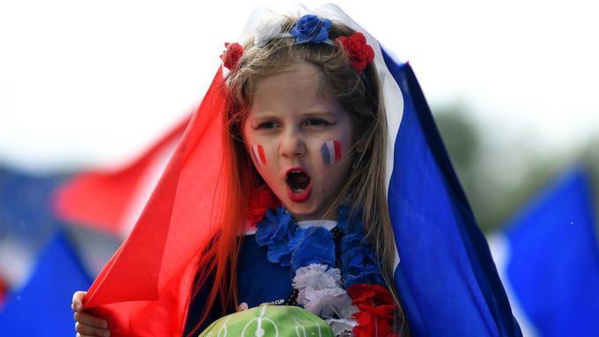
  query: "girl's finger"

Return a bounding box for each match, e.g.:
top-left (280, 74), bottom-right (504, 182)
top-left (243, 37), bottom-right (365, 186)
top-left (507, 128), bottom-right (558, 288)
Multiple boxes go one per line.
top-left (75, 321), bottom-right (110, 337)
top-left (71, 291), bottom-right (87, 312)
top-left (74, 312), bottom-right (109, 329)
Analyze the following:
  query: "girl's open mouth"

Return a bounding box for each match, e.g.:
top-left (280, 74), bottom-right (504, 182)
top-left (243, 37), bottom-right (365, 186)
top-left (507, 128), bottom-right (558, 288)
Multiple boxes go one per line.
top-left (286, 168), bottom-right (312, 202)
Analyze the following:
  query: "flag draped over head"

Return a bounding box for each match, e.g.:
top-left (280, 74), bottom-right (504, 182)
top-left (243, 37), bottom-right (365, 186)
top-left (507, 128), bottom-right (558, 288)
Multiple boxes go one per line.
top-left (0, 231), bottom-right (93, 335)
top-left (382, 52), bottom-right (522, 336)
top-left (75, 4), bottom-right (521, 336)
top-left (489, 167), bottom-right (599, 336)
top-left (77, 68), bottom-right (226, 336)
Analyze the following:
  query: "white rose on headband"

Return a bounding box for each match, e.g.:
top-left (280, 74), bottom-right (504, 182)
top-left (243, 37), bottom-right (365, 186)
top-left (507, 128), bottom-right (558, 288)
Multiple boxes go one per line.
top-left (253, 15), bottom-right (287, 47)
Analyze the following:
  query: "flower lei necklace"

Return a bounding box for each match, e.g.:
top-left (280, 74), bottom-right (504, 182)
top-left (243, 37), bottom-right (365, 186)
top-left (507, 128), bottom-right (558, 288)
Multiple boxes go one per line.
top-left (255, 206), bottom-right (398, 337)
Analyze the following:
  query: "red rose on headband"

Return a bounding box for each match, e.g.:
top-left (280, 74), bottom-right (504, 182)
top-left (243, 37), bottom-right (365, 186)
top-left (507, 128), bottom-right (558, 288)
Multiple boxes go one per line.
top-left (220, 42), bottom-right (244, 70)
top-left (336, 33), bottom-right (374, 72)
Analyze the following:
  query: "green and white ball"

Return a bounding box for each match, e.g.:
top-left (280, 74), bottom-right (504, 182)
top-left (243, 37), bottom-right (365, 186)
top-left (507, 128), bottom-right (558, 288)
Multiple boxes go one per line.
top-left (199, 304), bottom-right (334, 337)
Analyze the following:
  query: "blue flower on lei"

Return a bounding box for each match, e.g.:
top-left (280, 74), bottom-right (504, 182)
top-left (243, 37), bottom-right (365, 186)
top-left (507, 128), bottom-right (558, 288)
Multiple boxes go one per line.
top-left (290, 227), bottom-right (336, 272)
top-left (255, 205), bottom-right (384, 285)
top-left (335, 205), bottom-right (384, 286)
top-left (341, 233), bottom-right (384, 287)
top-left (335, 205), bottom-right (358, 233)
top-left (255, 208), bottom-right (295, 266)
top-left (290, 14), bottom-right (332, 44)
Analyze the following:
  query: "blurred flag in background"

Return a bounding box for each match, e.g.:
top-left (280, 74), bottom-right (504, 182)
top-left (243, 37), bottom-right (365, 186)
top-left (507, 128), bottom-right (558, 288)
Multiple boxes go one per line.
top-left (0, 230), bottom-right (92, 335)
top-left (0, 111), bottom-right (184, 334)
top-left (489, 167), bottom-right (599, 337)
top-left (0, 157), bottom-right (123, 332)
top-left (54, 116), bottom-right (187, 238)
top-left (0, 166), bottom-right (68, 291)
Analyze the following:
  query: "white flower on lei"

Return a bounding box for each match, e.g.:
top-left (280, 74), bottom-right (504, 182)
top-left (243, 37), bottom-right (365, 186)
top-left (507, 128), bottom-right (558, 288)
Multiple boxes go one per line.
top-left (327, 317), bottom-right (358, 336)
top-left (293, 264), bottom-right (340, 286)
top-left (253, 15), bottom-right (287, 47)
top-left (292, 264), bottom-right (358, 336)
top-left (304, 285), bottom-right (348, 317)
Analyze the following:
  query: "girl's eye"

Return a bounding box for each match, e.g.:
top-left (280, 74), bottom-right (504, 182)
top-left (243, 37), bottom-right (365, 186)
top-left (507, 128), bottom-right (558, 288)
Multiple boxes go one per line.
top-left (305, 119), bottom-right (330, 127)
top-left (256, 121), bottom-right (278, 129)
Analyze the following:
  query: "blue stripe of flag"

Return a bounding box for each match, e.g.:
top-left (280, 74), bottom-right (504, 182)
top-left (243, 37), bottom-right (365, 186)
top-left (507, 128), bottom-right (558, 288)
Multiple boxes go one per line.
top-left (320, 141), bottom-right (332, 165)
top-left (383, 50), bottom-right (522, 336)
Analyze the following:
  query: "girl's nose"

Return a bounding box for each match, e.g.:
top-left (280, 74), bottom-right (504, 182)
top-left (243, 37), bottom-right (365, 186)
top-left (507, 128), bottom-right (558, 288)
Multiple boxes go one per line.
top-left (279, 130), bottom-right (306, 158)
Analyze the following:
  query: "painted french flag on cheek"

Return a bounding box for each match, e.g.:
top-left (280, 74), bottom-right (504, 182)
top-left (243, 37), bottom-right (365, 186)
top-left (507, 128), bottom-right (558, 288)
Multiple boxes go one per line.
top-left (251, 144), bottom-right (267, 167)
top-left (320, 140), bottom-right (341, 165)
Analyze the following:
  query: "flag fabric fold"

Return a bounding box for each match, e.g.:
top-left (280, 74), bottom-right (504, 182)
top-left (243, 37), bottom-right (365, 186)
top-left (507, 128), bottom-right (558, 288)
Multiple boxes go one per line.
top-left (384, 53), bottom-right (521, 336)
top-left (81, 69), bottom-right (226, 336)
top-left (490, 167), bottom-right (599, 336)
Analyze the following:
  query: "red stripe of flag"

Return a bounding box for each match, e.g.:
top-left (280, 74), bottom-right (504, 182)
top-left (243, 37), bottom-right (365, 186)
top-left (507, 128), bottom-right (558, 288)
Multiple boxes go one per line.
top-left (258, 145), bottom-right (267, 166)
top-left (334, 141), bottom-right (342, 162)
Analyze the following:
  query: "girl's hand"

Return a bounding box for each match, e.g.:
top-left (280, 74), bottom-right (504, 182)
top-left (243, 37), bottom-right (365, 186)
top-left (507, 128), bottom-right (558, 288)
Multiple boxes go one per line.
top-left (72, 291), bottom-right (110, 337)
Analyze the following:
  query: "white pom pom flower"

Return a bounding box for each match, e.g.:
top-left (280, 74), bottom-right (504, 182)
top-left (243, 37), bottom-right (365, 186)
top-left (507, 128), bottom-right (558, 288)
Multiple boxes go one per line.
top-left (292, 264), bottom-right (358, 335)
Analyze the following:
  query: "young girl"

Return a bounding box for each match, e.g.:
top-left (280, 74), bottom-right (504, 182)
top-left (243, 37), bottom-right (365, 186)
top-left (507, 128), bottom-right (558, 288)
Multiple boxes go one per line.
top-left (73, 4), bottom-right (521, 337)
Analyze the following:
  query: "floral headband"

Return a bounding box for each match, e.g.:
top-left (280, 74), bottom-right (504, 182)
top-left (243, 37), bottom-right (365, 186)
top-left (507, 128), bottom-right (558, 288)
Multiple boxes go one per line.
top-left (220, 14), bottom-right (375, 73)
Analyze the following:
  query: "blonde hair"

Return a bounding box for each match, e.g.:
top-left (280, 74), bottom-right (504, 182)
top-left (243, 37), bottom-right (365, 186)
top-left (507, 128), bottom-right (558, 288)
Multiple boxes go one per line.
top-left (191, 15), bottom-right (408, 336)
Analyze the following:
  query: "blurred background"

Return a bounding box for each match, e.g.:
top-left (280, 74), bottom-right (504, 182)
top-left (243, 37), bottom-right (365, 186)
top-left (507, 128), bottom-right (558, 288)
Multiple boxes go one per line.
top-left (1, 0), bottom-right (598, 335)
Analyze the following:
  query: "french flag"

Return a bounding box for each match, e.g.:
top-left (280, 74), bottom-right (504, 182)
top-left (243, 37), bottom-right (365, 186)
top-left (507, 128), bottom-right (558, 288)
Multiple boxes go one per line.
top-left (60, 4), bottom-right (521, 336)
top-left (251, 144), bottom-right (267, 167)
top-left (488, 167), bottom-right (599, 336)
top-left (320, 140), bottom-right (341, 165)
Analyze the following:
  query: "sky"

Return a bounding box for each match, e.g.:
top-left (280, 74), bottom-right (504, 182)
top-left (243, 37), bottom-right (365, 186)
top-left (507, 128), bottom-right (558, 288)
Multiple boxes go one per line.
top-left (1, 0), bottom-right (598, 172)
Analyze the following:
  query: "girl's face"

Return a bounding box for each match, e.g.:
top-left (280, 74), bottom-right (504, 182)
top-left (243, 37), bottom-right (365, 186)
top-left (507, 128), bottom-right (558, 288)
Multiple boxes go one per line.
top-left (242, 63), bottom-right (356, 221)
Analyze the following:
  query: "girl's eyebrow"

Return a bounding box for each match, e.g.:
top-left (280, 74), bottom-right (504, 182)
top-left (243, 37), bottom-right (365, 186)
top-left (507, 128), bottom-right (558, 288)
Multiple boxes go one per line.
top-left (247, 113), bottom-right (278, 120)
top-left (302, 110), bottom-right (340, 119)
top-left (303, 109), bottom-right (336, 115)
top-left (249, 109), bottom-right (338, 118)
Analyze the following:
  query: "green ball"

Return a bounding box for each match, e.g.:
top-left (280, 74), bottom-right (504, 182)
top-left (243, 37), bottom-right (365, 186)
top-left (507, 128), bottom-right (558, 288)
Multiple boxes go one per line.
top-left (199, 304), bottom-right (335, 337)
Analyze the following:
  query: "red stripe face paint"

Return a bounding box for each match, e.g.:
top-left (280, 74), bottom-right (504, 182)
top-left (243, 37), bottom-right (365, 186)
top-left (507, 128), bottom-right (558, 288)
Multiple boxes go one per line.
top-left (320, 140), bottom-right (342, 165)
top-left (251, 144), bottom-right (267, 167)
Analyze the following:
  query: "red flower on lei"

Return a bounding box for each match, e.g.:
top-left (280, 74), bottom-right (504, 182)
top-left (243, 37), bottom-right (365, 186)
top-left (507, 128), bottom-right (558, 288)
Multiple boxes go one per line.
top-left (336, 32), bottom-right (374, 72)
top-left (247, 187), bottom-right (280, 228)
top-left (220, 42), bottom-right (244, 70)
top-left (348, 283), bottom-right (398, 337)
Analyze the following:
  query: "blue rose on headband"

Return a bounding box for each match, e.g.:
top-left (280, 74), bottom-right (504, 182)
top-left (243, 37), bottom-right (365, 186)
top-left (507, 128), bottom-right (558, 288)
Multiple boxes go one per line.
top-left (290, 14), bottom-right (332, 44)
